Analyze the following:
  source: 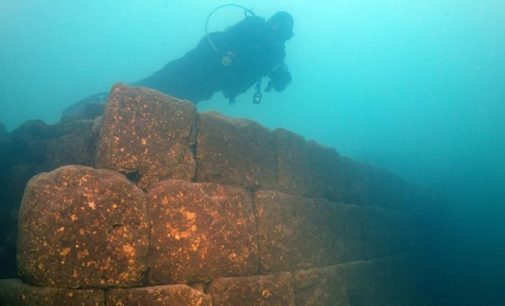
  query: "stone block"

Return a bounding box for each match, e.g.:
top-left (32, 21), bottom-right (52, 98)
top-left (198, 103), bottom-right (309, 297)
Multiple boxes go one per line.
top-left (293, 254), bottom-right (423, 306)
top-left (96, 84), bottom-right (197, 189)
top-left (196, 112), bottom-right (277, 188)
top-left (255, 190), bottom-right (413, 272)
top-left (0, 279), bottom-right (104, 306)
top-left (341, 157), bottom-right (373, 206)
top-left (147, 179), bottom-right (258, 284)
top-left (370, 167), bottom-right (412, 209)
top-left (17, 165), bottom-right (149, 288)
top-left (207, 272), bottom-right (295, 306)
top-left (274, 128), bottom-right (345, 201)
top-left (256, 191), bottom-right (345, 272)
top-left (106, 284), bottom-right (211, 306)
top-left (44, 119), bottom-right (98, 169)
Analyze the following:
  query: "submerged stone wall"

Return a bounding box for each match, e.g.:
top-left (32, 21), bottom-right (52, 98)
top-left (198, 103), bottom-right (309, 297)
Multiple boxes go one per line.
top-left (0, 84), bottom-right (423, 305)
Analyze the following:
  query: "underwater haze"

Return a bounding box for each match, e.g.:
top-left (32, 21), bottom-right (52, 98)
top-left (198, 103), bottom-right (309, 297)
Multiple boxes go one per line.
top-left (1, 0), bottom-right (505, 305)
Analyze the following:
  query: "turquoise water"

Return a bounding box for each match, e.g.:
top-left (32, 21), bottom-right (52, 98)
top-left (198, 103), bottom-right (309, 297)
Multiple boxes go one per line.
top-left (1, 1), bottom-right (504, 304)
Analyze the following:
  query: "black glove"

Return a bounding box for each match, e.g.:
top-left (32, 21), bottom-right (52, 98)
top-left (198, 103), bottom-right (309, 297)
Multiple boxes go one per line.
top-left (268, 62), bottom-right (291, 92)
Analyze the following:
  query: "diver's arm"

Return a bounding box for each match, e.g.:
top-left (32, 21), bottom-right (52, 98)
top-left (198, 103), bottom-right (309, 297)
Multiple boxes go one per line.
top-left (266, 62), bottom-right (291, 92)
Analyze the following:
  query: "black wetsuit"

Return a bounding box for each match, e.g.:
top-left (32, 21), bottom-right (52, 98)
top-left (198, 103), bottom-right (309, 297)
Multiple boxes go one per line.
top-left (62, 15), bottom-right (291, 119)
top-left (135, 15), bottom-right (291, 103)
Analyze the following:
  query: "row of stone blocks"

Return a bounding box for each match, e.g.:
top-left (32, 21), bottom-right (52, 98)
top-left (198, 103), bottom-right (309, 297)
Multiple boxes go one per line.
top-left (95, 84), bottom-right (413, 210)
top-left (1, 254), bottom-right (421, 306)
top-left (16, 165), bottom-right (412, 288)
top-left (1, 84), bottom-right (419, 305)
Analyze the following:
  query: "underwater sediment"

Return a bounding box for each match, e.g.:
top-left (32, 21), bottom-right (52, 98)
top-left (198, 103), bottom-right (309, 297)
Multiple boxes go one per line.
top-left (0, 84), bottom-right (427, 305)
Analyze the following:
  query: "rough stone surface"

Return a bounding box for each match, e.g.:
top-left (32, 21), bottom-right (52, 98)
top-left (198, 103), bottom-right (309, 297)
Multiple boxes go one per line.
top-left (196, 112), bottom-right (277, 188)
top-left (0, 279), bottom-right (104, 306)
top-left (9, 119), bottom-right (97, 171)
top-left (369, 167), bottom-right (412, 209)
top-left (0, 84), bottom-right (425, 304)
top-left (96, 84), bottom-right (197, 189)
top-left (256, 191), bottom-right (347, 272)
top-left (148, 179), bottom-right (258, 284)
top-left (106, 284), bottom-right (211, 306)
top-left (43, 119), bottom-right (98, 170)
top-left (293, 254), bottom-right (422, 306)
top-left (207, 272), bottom-right (295, 306)
top-left (275, 128), bottom-right (346, 201)
top-left (256, 190), bottom-right (413, 272)
top-left (17, 165), bottom-right (149, 288)
top-left (341, 157), bottom-right (373, 206)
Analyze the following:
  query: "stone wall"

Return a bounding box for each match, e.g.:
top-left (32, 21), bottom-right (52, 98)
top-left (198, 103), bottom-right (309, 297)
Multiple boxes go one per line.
top-left (0, 84), bottom-right (423, 305)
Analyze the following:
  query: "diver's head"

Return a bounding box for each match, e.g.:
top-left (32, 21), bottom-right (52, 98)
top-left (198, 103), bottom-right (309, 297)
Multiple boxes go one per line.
top-left (268, 11), bottom-right (294, 42)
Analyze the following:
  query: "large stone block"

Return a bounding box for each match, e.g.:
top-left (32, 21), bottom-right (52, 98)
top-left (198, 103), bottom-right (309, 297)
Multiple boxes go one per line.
top-left (196, 112), bottom-right (277, 189)
top-left (106, 284), bottom-right (211, 306)
top-left (256, 191), bottom-right (345, 272)
top-left (274, 129), bottom-right (346, 201)
top-left (293, 254), bottom-right (423, 306)
top-left (340, 157), bottom-right (373, 206)
top-left (147, 179), bottom-right (258, 284)
top-left (7, 119), bottom-right (97, 173)
top-left (256, 190), bottom-right (413, 273)
top-left (369, 167), bottom-right (412, 209)
top-left (0, 279), bottom-right (104, 306)
top-left (96, 84), bottom-right (197, 189)
top-left (43, 119), bottom-right (98, 170)
top-left (17, 165), bottom-right (149, 288)
top-left (207, 272), bottom-right (295, 306)
top-left (1, 115), bottom-right (100, 279)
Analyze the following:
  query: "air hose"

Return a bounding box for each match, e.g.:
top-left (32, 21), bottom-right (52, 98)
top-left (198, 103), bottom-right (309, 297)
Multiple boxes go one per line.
top-left (205, 4), bottom-right (255, 53)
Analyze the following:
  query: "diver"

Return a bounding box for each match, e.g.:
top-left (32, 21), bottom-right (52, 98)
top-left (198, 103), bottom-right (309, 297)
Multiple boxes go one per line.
top-left (62, 7), bottom-right (293, 119)
top-left (135, 8), bottom-right (294, 105)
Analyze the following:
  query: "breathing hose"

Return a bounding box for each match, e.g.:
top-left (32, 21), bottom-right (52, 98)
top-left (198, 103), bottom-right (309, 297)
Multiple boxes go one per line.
top-left (205, 4), bottom-right (255, 52)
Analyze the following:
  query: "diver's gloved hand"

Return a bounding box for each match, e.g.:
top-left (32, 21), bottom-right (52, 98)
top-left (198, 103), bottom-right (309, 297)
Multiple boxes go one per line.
top-left (268, 62), bottom-right (291, 92)
top-left (265, 82), bottom-right (273, 92)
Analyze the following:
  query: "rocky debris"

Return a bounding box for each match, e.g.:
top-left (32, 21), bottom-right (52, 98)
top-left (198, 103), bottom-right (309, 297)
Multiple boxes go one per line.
top-left (293, 254), bottom-right (422, 306)
top-left (274, 128), bottom-right (347, 202)
top-left (255, 190), bottom-right (413, 273)
top-left (17, 166), bottom-right (149, 288)
top-left (207, 272), bottom-right (295, 306)
top-left (0, 279), bottom-right (104, 306)
top-left (196, 112), bottom-right (277, 189)
top-left (147, 179), bottom-right (258, 284)
top-left (96, 84), bottom-right (197, 189)
top-left (106, 284), bottom-right (211, 306)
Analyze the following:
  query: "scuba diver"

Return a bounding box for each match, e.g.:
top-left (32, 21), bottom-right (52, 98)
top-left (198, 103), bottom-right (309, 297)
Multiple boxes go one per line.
top-left (136, 7), bottom-right (294, 105)
top-left (62, 6), bottom-right (293, 118)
